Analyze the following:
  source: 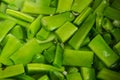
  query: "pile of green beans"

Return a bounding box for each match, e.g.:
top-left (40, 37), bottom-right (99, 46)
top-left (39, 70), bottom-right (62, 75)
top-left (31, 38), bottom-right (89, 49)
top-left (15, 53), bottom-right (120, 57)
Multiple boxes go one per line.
top-left (0, 0), bottom-right (120, 80)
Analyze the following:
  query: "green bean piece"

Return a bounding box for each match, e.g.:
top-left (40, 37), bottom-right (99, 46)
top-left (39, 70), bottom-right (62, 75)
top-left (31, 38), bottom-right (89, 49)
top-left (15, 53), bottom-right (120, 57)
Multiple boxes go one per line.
top-left (36, 33), bottom-right (55, 44)
top-left (80, 67), bottom-right (96, 80)
top-left (113, 41), bottom-right (120, 55)
top-left (36, 27), bottom-right (50, 40)
top-left (7, 0), bottom-right (24, 10)
top-left (49, 71), bottom-right (64, 80)
top-left (68, 13), bottom-right (95, 49)
top-left (113, 20), bottom-right (120, 28)
top-left (94, 0), bottom-right (109, 14)
top-left (71, 0), bottom-right (92, 13)
top-left (0, 12), bottom-right (30, 28)
top-left (104, 6), bottom-right (120, 20)
top-left (38, 75), bottom-right (49, 80)
top-left (81, 36), bottom-right (90, 47)
top-left (50, 0), bottom-right (58, 8)
top-left (0, 19), bottom-right (16, 43)
top-left (95, 13), bottom-right (103, 34)
top-left (88, 34), bottom-right (119, 67)
top-left (97, 68), bottom-right (120, 80)
top-left (111, 28), bottom-right (120, 42)
top-left (16, 74), bottom-right (35, 80)
top-left (0, 64), bottom-right (24, 79)
top-left (92, 0), bottom-right (102, 10)
top-left (32, 54), bottom-right (46, 63)
top-left (10, 25), bottom-right (24, 40)
top-left (55, 22), bottom-right (78, 43)
top-left (2, 0), bottom-right (14, 4)
top-left (21, 1), bottom-right (56, 15)
top-left (27, 15), bottom-right (43, 39)
top-left (38, 41), bottom-right (54, 53)
top-left (102, 18), bottom-right (113, 32)
top-left (27, 63), bottom-right (65, 73)
top-left (10, 39), bottom-right (40, 65)
top-left (0, 34), bottom-right (22, 65)
top-left (36, 0), bottom-right (51, 6)
top-left (56, 0), bottom-right (73, 13)
top-left (43, 45), bottom-right (56, 63)
top-left (67, 67), bottom-right (79, 74)
top-left (74, 7), bottom-right (92, 25)
top-left (6, 9), bottom-right (34, 22)
top-left (94, 56), bottom-right (106, 70)
top-left (95, 0), bottom-right (108, 33)
top-left (111, 0), bottom-right (120, 10)
top-left (53, 43), bottom-right (63, 68)
top-left (0, 2), bottom-right (7, 13)
top-left (63, 49), bottom-right (94, 67)
top-left (41, 12), bottom-right (75, 31)
top-left (66, 72), bottom-right (82, 80)
top-left (103, 33), bottom-right (112, 45)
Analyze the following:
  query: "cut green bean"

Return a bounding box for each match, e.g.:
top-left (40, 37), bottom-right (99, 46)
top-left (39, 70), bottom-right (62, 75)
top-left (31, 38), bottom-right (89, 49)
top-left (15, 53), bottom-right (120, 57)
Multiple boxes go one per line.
top-left (0, 19), bottom-right (16, 43)
top-left (21, 1), bottom-right (56, 15)
top-left (56, 0), bottom-right (73, 13)
top-left (113, 41), bottom-right (120, 55)
top-left (7, 0), bottom-right (24, 10)
top-left (102, 18), bottom-right (113, 32)
top-left (10, 39), bottom-right (40, 65)
top-left (111, 28), bottom-right (120, 42)
top-left (67, 67), bottom-right (79, 73)
top-left (0, 12), bottom-right (30, 28)
top-left (53, 43), bottom-right (63, 68)
top-left (16, 74), bottom-right (35, 80)
top-left (74, 7), bottom-right (92, 25)
top-left (32, 54), bottom-right (46, 63)
top-left (55, 21), bottom-right (78, 43)
top-left (111, 0), bottom-right (120, 10)
top-left (94, 0), bottom-right (109, 14)
top-left (104, 6), bottom-right (120, 20)
top-left (27, 63), bottom-right (64, 73)
top-left (27, 15), bottom-right (43, 39)
top-left (49, 71), bottom-right (64, 80)
top-left (36, 27), bottom-right (50, 40)
top-left (36, 33), bottom-right (55, 44)
top-left (38, 41), bottom-right (54, 53)
top-left (95, 13), bottom-right (103, 34)
top-left (38, 75), bottom-right (49, 80)
top-left (43, 45), bottom-right (56, 63)
top-left (66, 72), bottom-right (82, 80)
top-left (63, 49), bottom-right (94, 67)
top-left (6, 9), bottom-right (34, 22)
top-left (103, 33), bottom-right (112, 45)
top-left (0, 64), bottom-right (24, 79)
top-left (97, 68), bottom-right (120, 80)
top-left (81, 36), bottom-right (90, 47)
top-left (0, 34), bottom-right (22, 65)
top-left (0, 2), bottom-right (7, 13)
top-left (69, 13), bottom-right (95, 49)
top-left (80, 67), bottom-right (96, 80)
top-left (10, 25), bottom-right (24, 40)
top-left (94, 56), bottom-right (106, 70)
top-left (72, 0), bottom-right (92, 13)
top-left (113, 20), bottom-right (120, 28)
top-left (36, 0), bottom-right (51, 6)
top-left (41, 12), bottom-right (75, 31)
top-left (88, 34), bottom-right (119, 67)
top-left (2, 0), bottom-right (14, 4)
top-left (92, 0), bottom-right (102, 10)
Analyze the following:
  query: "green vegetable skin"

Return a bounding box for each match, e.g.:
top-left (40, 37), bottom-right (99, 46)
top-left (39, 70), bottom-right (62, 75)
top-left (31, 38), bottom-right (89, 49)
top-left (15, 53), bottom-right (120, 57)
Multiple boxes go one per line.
top-left (0, 0), bottom-right (120, 80)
